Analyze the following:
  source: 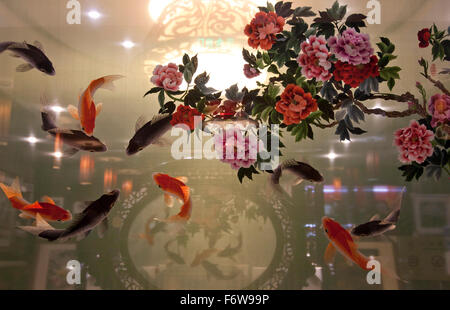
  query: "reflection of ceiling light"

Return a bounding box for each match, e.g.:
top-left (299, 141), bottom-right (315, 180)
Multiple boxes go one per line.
top-left (88, 10), bottom-right (102, 20)
top-left (53, 152), bottom-right (63, 159)
top-left (50, 106), bottom-right (65, 113)
top-left (26, 136), bottom-right (38, 144)
top-left (326, 151), bottom-right (338, 160)
top-left (121, 40), bottom-right (135, 49)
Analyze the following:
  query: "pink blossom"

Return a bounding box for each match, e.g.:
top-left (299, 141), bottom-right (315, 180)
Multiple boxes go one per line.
top-left (214, 127), bottom-right (261, 170)
top-left (428, 93), bottom-right (450, 128)
top-left (297, 35), bottom-right (332, 82)
top-left (150, 63), bottom-right (183, 92)
top-left (327, 28), bottom-right (374, 66)
top-left (394, 120), bottom-right (434, 164)
top-left (243, 64), bottom-right (261, 79)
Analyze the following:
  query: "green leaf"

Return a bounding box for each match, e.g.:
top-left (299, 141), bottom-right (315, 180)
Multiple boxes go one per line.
top-left (268, 64), bottom-right (280, 74)
top-left (262, 52), bottom-right (271, 65)
top-left (387, 78), bottom-right (395, 91)
top-left (261, 106), bottom-right (274, 122)
top-left (158, 90), bottom-right (165, 108)
top-left (143, 87), bottom-right (162, 97)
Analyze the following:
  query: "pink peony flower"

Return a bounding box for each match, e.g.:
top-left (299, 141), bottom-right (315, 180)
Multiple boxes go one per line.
top-left (297, 35), bottom-right (332, 82)
top-left (150, 63), bottom-right (183, 92)
top-left (428, 93), bottom-right (450, 128)
top-left (243, 64), bottom-right (261, 79)
top-left (327, 28), bottom-right (374, 66)
top-left (394, 120), bottom-right (434, 164)
top-left (214, 127), bottom-right (261, 170)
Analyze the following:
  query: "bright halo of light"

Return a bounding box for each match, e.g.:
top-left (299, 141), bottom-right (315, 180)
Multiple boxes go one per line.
top-left (121, 40), bottom-right (135, 49)
top-left (25, 136), bottom-right (38, 144)
top-left (50, 106), bottom-right (65, 113)
top-left (88, 10), bottom-right (102, 20)
top-left (53, 152), bottom-right (63, 159)
top-left (326, 151), bottom-right (338, 160)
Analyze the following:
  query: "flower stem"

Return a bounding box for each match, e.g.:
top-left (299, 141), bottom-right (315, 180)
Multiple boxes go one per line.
top-left (166, 92), bottom-right (184, 103)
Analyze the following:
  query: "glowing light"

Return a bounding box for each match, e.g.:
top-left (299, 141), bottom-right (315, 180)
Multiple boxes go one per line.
top-left (122, 180), bottom-right (133, 196)
top-left (53, 152), bottom-right (62, 159)
top-left (26, 136), bottom-right (38, 144)
top-left (326, 151), bottom-right (338, 160)
top-left (103, 168), bottom-right (117, 191)
top-left (88, 10), bottom-right (102, 20)
top-left (121, 40), bottom-right (135, 49)
top-left (50, 106), bottom-right (65, 113)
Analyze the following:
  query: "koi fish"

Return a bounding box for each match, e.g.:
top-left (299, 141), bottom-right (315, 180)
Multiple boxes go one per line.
top-left (138, 216), bottom-right (167, 245)
top-left (201, 260), bottom-right (241, 281)
top-left (322, 216), bottom-right (404, 282)
top-left (153, 173), bottom-right (192, 223)
top-left (20, 190), bottom-right (120, 242)
top-left (68, 75), bottom-right (124, 136)
top-left (126, 114), bottom-right (172, 156)
top-left (0, 178), bottom-right (71, 222)
top-left (322, 217), bottom-right (371, 270)
top-left (191, 248), bottom-right (219, 267)
top-left (271, 159), bottom-right (324, 187)
top-left (41, 99), bottom-right (107, 155)
top-left (351, 187), bottom-right (405, 237)
top-left (217, 233), bottom-right (243, 261)
top-left (0, 41), bottom-right (55, 75)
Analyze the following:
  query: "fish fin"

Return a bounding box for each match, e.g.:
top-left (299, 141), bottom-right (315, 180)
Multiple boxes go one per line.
top-left (35, 213), bottom-right (54, 230)
top-left (19, 212), bottom-right (34, 219)
top-left (50, 128), bottom-right (75, 135)
top-left (9, 52), bottom-right (21, 58)
top-left (280, 158), bottom-right (299, 169)
top-left (324, 242), bottom-right (337, 265)
top-left (22, 201), bottom-right (43, 210)
top-left (97, 218), bottom-right (108, 239)
top-left (33, 41), bottom-right (44, 51)
top-left (135, 115), bottom-right (148, 132)
top-left (67, 105), bottom-right (80, 120)
top-left (164, 194), bottom-right (174, 208)
top-left (16, 63), bottom-right (33, 72)
top-left (95, 103), bottom-right (103, 117)
top-left (175, 176), bottom-right (188, 184)
top-left (76, 230), bottom-right (92, 241)
top-left (41, 196), bottom-right (56, 205)
top-left (0, 178), bottom-right (23, 199)
top-left (98, 75), bottom-right (125, 92)
top-left (63, 147), bottom-right (79, 157)
top-left (8, 42), bottom-right (29, 49)
top-left (369, 214), bottom-right (380, 221)
top-left (292, 177), bottom-right (304, 186)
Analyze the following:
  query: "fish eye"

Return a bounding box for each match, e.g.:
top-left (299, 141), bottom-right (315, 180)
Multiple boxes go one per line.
top-left (325, 229), bottom-right (328, 233)
top-left (138, 147), bottom-right (143, 151)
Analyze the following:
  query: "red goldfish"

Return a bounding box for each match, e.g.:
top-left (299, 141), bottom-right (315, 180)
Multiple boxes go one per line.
top-left (322, 216), bottom-right (404, 282)
top-left (68, 75), bottom-right (124, 136)
top-left (0, 178), bottom-right (72, 222)
top-left (153, 173), bottom-right (191, 223)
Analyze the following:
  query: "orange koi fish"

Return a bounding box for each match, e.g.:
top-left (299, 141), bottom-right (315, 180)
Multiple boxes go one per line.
top-left (153, 173), bottom-right (191, 223)
top-left (68, 75), bottom-right (124, 136)
top-left (322, 217), bottom-right (372, 270)
top-left (0, 178), bottom-right (72, 222)
top-left (322, 216), bottom-right (404, 282)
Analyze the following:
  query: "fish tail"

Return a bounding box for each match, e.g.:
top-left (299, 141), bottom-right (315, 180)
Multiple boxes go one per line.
top-left (0, 178), bottom-right (23, 200)
top-left (38, 229), bottom-right (65, 242)
top-left (88, 75), bottom-right (124, 97)
top-left (0, 42), bottom-right (14, 53)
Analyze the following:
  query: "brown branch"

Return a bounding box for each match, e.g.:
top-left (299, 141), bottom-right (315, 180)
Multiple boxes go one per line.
top-left (353, 100), bottom-right (421, 118)
top-left (425, 75), bottom-right (450, 96)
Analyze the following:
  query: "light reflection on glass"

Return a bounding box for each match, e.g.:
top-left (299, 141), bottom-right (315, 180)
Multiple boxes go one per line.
top-left (80, 154), bottom-right (95, 185)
